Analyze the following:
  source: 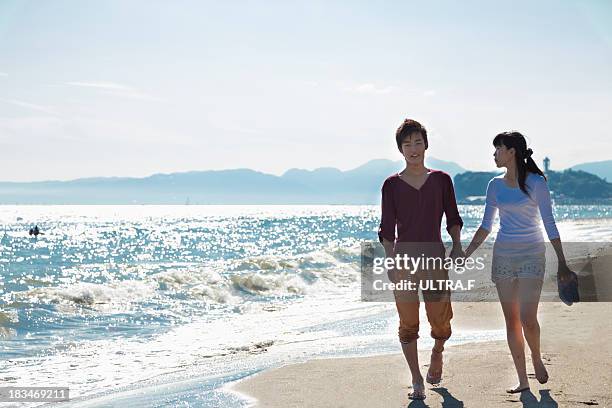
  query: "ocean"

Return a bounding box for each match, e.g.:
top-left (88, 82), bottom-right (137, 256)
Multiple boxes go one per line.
top-left (1, 205), bottom-right (611, 407)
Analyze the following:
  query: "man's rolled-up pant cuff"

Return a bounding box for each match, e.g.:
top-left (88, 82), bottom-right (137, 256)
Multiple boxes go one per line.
top-left (398, 331), bottom-right (419, 344)
top-left (430, 329), bottom-right (451, 341)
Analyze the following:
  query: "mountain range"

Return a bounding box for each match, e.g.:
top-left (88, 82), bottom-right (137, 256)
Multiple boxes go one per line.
top-left (571, 160), bottom-right (612, 182)
top-left (1, 158), bottom-right (610, 204)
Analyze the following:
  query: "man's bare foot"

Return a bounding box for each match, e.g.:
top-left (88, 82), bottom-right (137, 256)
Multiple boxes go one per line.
top-left (409, 381), bottom-right (426, 400)
top-left (426, 346), bottom-right (444, 384)
top-left (533, 357), bottom-right (549, 384)
top-left (506, 383), bottom-right (530, 394)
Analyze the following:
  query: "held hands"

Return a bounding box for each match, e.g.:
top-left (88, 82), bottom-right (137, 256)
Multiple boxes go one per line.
top-left (449, 243), bottom-right (466, 260)
top-left (387, 244), bottom-right (466, 282)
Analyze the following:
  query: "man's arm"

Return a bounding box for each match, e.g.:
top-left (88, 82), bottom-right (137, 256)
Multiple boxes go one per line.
top-left (448, 224), bottom-right (464, 259)
top-left (381, 237), bottom-right (395, 258)
top-left (378, 179), bottom-right (399, 282)
top-left (443, 175), bottom-right (465, 258)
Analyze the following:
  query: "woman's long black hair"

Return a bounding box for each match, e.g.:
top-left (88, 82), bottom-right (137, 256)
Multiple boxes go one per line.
top-left (493, 131), bottom-right (546, 196)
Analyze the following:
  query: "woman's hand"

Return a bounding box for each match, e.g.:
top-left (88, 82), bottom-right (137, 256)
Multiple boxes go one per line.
top-left (557, 262), bottom-right (577, 283)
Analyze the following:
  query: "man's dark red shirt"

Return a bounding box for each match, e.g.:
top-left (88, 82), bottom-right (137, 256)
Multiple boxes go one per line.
top-left (378, 170), bottom-right (463, 244)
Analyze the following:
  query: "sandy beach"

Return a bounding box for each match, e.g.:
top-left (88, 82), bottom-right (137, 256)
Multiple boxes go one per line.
top-left (231, 247), bottom-right (612, 407)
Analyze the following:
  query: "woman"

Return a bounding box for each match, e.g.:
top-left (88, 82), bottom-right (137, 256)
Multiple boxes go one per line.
top-left (465, 131), bottom-right (576, 393)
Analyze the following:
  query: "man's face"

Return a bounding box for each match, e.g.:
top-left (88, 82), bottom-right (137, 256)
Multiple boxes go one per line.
top-left (401, 132), bottom-right (426, 164)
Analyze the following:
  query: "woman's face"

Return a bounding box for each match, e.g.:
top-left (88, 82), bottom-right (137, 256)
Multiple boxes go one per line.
top-left (401, 133), bottom-right (426, 165)
top-left (494, 143), bottom-right (514, 168)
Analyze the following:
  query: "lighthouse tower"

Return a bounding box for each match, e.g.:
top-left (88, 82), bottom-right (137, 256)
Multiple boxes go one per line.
top-left (543, 157), bottom-right (550, 173)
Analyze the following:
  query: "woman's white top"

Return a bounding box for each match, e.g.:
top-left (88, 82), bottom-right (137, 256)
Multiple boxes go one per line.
top-left (480, 172), bottom-right (560, 256)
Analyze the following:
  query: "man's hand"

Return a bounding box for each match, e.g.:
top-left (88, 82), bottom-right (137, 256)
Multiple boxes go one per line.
top-left (387, 267), bottom-right (400, 284)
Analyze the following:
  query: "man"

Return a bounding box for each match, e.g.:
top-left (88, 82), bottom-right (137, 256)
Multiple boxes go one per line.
top-left (378, 119), bottom-right (464, 400)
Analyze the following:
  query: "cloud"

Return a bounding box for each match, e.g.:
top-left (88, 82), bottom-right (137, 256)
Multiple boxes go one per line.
top-left (65, 81), bottom-right (165, 102)
top-left (423, 89), bottom-right (437, 97)
top-left (0, 98), bottom-right (57, 115)
top-left (65, 81), bottom-right (133, 91)
top-left (213, 124), bottom-right (264, 136)
top-left (344, 83), bottom-right (396, 95)
top-left (99, 90), bottom-right (166, 102)
top-left (0, 72), bottom-right (8, 77)
top-left (0, 116), bottom-right (69, 143)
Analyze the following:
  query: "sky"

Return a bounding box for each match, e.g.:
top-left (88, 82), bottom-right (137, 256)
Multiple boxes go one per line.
top-left (1, 0), bottom-right (611, 182)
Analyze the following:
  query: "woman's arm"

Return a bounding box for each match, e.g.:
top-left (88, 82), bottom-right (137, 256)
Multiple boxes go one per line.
top-left (466, 179), bottom-right (497, 257)
top-left (550, 238), bottom-right (576, 282)
top-left (534, 176), bottom-right (560, 241)
top-left (465, 227), bottom-right (490, 258)
top-left (534, 178), bottom-right (575, 280)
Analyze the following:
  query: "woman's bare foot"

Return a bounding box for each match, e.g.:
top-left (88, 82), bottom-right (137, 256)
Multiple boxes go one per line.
top-left (506, 382), bottom-right (530, 394)
top-left (426, 346), bottom-right (444, 384)
top-left (533, 357), bottom-right (549, 384)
